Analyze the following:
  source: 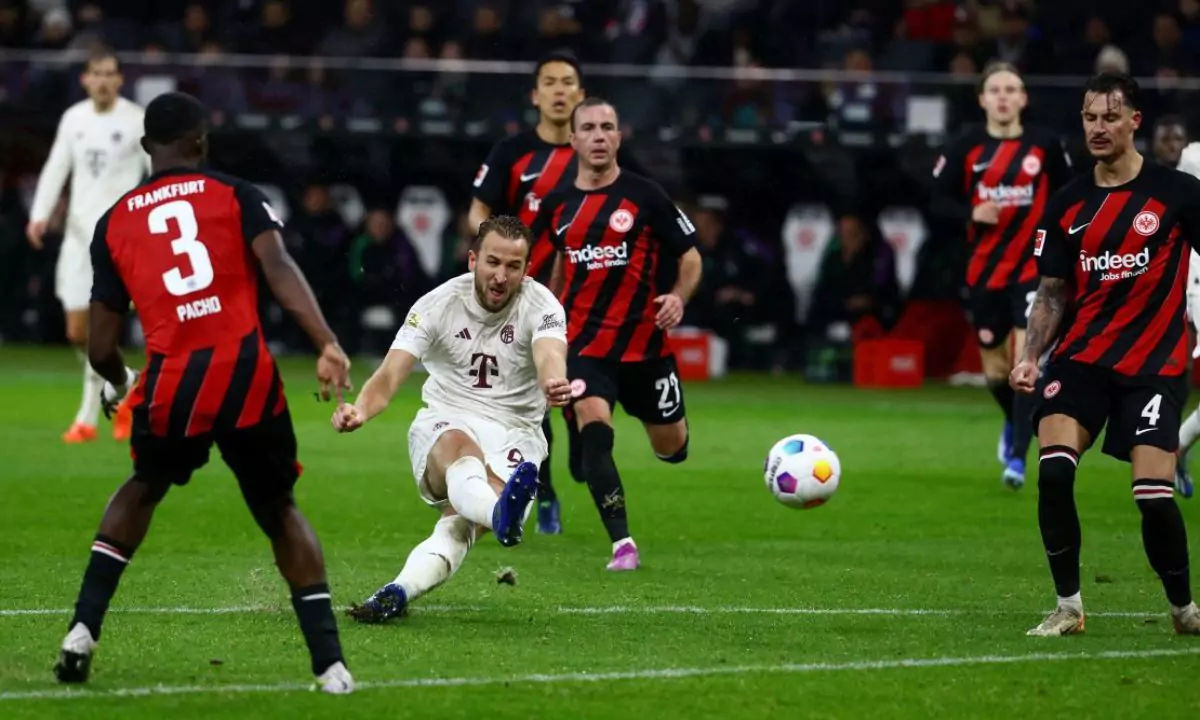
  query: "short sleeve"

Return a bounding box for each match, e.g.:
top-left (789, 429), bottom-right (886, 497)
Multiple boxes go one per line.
top-left (89, 212), bottom-right (132, 312)
top-left (471, 141), bottom-right (511, 211)
top-left (526, 287), bottom-right (568, 344)
top-left (234, 182), bottom-right (286, 244)
top-left (648, 184), bottom-right (697, 257)
top-left (1033, 192), bottom-right (1072, 279)
top-left (390, 294), bottom-right (437, 359)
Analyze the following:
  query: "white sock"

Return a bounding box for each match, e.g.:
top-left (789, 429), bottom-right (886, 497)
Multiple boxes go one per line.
top-left (1180, 409), bottom-right (1200, 455)
top-left (1058, 591), bottom-right (1083, 613)
top-left (75, 363), bottom-right (104, 427)
top-left (446, 456), bottom-right (498, 529)
top-left (393, 515), bottom-right (473, 602)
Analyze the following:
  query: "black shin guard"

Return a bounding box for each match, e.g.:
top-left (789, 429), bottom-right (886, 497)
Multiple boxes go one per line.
top-left (537, 414), bottom-right (557, 502)
top-left (69, 534), bottom-right (135, 641)
top-left (1133, 480), bottom-right (1192, 607)
top-left (1037, 446), bottom-right (1082, 598)
top-left (579, 422), bottom-right (629, 542)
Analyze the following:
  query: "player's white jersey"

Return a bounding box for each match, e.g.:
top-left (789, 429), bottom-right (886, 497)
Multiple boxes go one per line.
top-left (391, 273), bottom-right (568, 430)
top-left (29, 97), bottom-right (149, 242)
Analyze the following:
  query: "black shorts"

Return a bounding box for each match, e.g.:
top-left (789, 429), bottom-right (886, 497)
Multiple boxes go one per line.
top-left (568, 353), bottom-right (686, 425)
top-left (967, 280), bottom-right (1039, 349)
top-left (1033, 360), bottom-right (1188, 462)
top-left (130, 408), bottom-right (301, 502)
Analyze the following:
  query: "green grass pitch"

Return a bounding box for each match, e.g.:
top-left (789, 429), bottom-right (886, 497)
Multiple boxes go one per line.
top-left (0, 345), bottom-right (1197, 719)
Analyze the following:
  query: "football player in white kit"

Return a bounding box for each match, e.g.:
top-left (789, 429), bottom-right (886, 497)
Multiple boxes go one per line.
top-left (331, 216), bottom-right (572, 623)
top-left (27, 48), bottom-right (149, 443)
top-left (1173, 141), bottom-right (1200, 499)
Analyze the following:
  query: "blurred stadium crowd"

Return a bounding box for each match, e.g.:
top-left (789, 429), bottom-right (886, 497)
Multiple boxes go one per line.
top-left (2, 0), bottom-right (1199, 376)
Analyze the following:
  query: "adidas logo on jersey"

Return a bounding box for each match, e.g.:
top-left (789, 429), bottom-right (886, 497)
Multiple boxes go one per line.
top-left (1079, 248), bottom-right (1150, 281)
top-left (456, 328), bottom-right (471, 340)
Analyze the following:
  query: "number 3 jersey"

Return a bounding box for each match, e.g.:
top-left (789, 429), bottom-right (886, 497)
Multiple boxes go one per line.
top-left (391, 273), bottom-right (568, 431)
top-left (91, 168), bottom-right (288, 438)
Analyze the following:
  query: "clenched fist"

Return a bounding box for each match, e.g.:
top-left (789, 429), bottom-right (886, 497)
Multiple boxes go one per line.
top-left (542, 377), bottom-right (572, 407)
top-left (331, 403), bottom-right (366, 432)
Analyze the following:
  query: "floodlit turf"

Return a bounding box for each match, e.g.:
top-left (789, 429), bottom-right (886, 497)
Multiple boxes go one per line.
top-left (1, 345), bottom-right (1198, 719)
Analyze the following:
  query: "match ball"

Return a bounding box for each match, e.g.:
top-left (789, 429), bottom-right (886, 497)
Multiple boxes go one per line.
top-left (764, 434), bottom-right (841, 509)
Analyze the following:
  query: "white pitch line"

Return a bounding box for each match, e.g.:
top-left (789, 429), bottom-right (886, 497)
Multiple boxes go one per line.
top-left (2, 647), bottom-right (1198, 702)
top-left (0, 605), bottom-right (1162, 618)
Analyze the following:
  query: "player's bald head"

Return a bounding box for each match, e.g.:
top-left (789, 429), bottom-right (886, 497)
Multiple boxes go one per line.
top-left (142, 92), bottom-right (208, 159)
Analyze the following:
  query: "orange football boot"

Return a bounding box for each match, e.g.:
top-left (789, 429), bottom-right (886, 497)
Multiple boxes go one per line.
top-left (62, 423), bottom-right (98, 443)
top-left (112, 398), bottom-right (133, 441)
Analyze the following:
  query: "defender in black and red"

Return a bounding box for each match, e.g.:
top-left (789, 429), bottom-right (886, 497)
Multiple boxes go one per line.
top-left (533, 97), bottom-right (702, 572)
top-left (932, 61), bottom-right (1075, 490)
top-left (468, 52), bottom-right (655, 531)
top-left (54, 92), bottom-right (356, 693)
top-left (1011, 72), bottom-right (1200, 638)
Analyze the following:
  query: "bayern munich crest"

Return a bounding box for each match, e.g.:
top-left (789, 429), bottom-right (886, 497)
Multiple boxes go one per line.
top-left (1044, 380), bottom-right (1061, 399)
top-left (501, 324), bottom-right (514, 344)
top-left (609, 209), bottom-right (634, 233)
top-left (1133, 211), bottom-right (1160, 236)
top-left (1021, 153), bottom-right (1042, 176)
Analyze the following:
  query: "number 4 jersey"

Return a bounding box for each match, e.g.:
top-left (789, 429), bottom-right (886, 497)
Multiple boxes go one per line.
top-left (91, 168), bottom-right (288, 438)
top-left (391, 273), bottom-right (567, 431)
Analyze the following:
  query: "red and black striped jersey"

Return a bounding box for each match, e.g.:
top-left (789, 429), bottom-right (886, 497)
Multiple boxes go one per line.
top-left (90, 168), bottom-right (288, 437)
top-left (472, 130), bottom-right (577, 279)
top-left (472, 130), bottom-right (652, 281)
top-left (530, 170), bottom-right (697, 362)
top-left (1035, 161), bottom-right (1200, 376)
top-left (932, 125), bottom-right (1073, 290)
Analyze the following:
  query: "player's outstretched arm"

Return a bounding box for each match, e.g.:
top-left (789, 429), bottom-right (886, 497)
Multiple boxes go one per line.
top-left (87, 301), bottom-right (138, 417)
top-left (252, 229), bottom-right (351, 398)
top-left (533, 337), bottom-right (571, 407)
top-left (27, 118), bottom-right (73, 249)
top-left (87, 302), bottom-right (127, 389)
top-left (332, 349), bottom-right (418, 432)
top-left (1011, 276), bottom-right (1069, 394)
top-left (655, 247), bottom-right (702, 330)
top-left (252, 230), bottom-right (338, 351)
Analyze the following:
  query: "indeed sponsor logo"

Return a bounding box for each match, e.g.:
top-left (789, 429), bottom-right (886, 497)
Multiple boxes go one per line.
top-left (977, 183), bottom-right (1034, 206)
top-left (1079, 248), bottom-right (1150, 281)
top-left (567, 242), bottom-right (628, 270)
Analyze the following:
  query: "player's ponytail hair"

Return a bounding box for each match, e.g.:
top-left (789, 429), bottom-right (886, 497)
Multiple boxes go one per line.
top-left (977, 61), bottom-right (1023, 94)
top-left (475, 216), bottom-right (533, 260)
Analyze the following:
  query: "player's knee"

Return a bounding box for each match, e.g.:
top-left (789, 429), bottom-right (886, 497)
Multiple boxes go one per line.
top-left (579, 422), bottom-right (615, 473)
top-left (1037, 446), bottom-right (1079, 493)
top-left (245, 490), bottom-right (296, 539)
top-left (129, 474), bottom-right (172, 505)
top-left (656, 434), bottom-right (689, 464)
top-left (66, 325), bottom-right (87, 346)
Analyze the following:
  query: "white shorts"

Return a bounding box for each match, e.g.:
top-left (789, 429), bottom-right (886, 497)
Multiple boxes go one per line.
top-left (55, 234), bottom-right (93, 312)
top-left (407, 407), bottom-right (547, 509)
